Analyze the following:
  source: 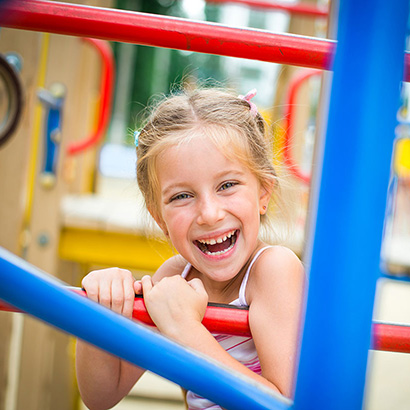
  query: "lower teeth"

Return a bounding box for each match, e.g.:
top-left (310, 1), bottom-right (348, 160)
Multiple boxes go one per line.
top-left (197, 232), bottom-right (237, 256)
top-left (205, 242), bottom-right (234, 256)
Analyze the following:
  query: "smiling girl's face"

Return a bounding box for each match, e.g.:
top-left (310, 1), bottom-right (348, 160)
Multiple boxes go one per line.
top-left (152, 134), bottom-right (271, 285)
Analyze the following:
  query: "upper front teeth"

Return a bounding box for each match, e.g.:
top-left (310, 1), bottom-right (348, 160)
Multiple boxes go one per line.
top-left (199, 230), bottom-right (236, 245)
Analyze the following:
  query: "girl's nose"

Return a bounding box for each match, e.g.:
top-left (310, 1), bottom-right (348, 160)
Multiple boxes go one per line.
top-left (196, 195), bottom-right (224, 226)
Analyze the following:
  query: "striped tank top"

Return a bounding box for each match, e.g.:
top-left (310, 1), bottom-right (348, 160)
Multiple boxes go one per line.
top-left (181, 246), bottom-right (272, 410)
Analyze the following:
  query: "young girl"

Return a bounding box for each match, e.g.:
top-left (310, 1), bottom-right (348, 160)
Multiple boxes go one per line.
top-left (76, 88), bottom-right (305, 410)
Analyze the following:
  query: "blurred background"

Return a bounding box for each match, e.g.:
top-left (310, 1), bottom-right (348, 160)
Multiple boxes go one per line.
top-left (0, 1), bottom-right (409, 409)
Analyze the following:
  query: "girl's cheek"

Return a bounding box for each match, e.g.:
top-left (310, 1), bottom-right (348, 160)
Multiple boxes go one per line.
top-left (166, 209), bottom-right (190, 230)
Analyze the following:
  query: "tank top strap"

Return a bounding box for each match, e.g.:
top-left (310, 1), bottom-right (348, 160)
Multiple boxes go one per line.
top-left (238, 246), bottom-right (273, 306)
top-left (181, 262), bottom-right (192, 279)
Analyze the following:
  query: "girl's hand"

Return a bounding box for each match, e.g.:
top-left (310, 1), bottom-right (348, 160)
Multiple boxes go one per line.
top-left (133, 279), bottom-right (143, 295)
top-left (140, 275), bottom-right (208, 338)
top-left (81, 268), bottom-right (136, 320)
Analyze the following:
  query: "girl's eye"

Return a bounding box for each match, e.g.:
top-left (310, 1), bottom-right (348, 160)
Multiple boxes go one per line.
top-left (170, 193), bottom-right (191, 202)
top-left (219, 181), bottom-right (237, 191)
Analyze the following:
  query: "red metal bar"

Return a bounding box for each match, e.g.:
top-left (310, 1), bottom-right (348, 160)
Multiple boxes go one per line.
top-left (2, 1), bottom-right (408, 80)
top-left (1, 290), bottom-right (410, 350)
top-left (0, 0), bottom-right (334, 70)
top-left (67, 38), bottom-right (115, 155)
top-left (372, 322), bottom-right (410, 354)
top-left (0, 289), bottom-right (250, 337)
top-left (206, 0), bottom-right (329, 18)
top-left (283, 69), bottom-right (321, 184)
top-left (0, 2), bottom-right (409, 79)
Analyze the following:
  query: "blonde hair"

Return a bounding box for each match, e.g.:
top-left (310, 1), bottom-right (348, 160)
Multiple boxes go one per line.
top-left (136, 88), bottom-right (291, 244)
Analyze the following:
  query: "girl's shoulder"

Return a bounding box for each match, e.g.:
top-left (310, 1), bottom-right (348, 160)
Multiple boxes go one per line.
top-left (246, 245), bottom-right (305, 305)
top-left (253, 244), bottom-right (303, 272)
top-left (152, 254), bottom-right (188, 282)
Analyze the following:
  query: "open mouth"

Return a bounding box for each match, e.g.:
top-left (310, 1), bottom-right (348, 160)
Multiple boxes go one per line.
top-left (195, 230), bottom-right (238, 256)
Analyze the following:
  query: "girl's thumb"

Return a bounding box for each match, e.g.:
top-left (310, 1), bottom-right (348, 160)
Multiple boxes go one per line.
top-left (188, 278), bottom-right (207, 297)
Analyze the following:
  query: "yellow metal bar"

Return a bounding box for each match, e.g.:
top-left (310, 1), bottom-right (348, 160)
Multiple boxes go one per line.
top-left (20, 33), bottom-right (50, 255)
top-left (59, 227), bottom-right (174, 272)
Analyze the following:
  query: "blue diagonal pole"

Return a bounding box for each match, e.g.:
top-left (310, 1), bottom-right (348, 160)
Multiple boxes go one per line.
top-left (295, 1), bottom-right (409, 409)
top-left (0, 247), bottom-right (290, 410)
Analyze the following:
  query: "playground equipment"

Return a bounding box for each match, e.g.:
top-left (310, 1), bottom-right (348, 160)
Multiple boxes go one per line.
top-left (1, 1), bottom-right (410, 80)
top-left (66, 37), bottom-right (114, 156)
top-left (282, 69), bottom-right (322, 184)
top-left (1, 282), bottom-right (410, 354)
top-left (0, 52), bottom-right (23, 147)
top-left (0, 246), bottom-right (290, 410)
top-left (205, 0), bottom-right (329, 18)
top-left (0, 1), bottom-right (409, 409)
top-left (37, 82), bottom-right (66, 188)
top-left (381, 122), bottom-right (410, 276)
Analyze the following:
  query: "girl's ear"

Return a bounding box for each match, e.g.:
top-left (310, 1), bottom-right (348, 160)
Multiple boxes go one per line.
top-left (259, 180), bottom-right (274, 215)
top-left (148, 208), bottom-right (169, 237)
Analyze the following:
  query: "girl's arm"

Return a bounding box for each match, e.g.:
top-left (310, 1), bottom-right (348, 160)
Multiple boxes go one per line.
top-left (247, 246), bottom-right (305, 397)
top-left (140, 247), bottom-right (305, 396)
top-left (76, 256), bottom-right (187, 410)
top-left (76, 344), bottom-right (145, 410)
top-left (75, 267), bottom-right (145, 410)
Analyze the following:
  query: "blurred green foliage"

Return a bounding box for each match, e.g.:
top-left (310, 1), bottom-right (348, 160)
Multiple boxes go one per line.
top-left (112, 0), bottom-right (226, 143)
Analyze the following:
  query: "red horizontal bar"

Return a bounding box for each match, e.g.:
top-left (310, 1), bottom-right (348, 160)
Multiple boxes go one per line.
top-left (2, 1), bottom-right (409, 80)
top-left (0, 0), bottom-right (334, 70)
top-left (1, 290), bottom-right (410, 351)
top-left (2, 1), bottom-right (408, 81)
top-left (372, 322), bottom-right (410, 354)
top-left (206, 0), bottom-right (329, 18)
top-left (0, 289), bottom-right (250, 337)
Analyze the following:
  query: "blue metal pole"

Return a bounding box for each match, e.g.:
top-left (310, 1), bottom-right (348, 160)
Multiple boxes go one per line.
top-left (0, 247), bottom-right (290, 410)
top-left (295, 1), bottom-right (409, 409)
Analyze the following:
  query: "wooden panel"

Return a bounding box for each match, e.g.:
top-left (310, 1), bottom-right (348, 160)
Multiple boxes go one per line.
top-left (0, 26), bottom-right (43, 410)
top-left (0, 313), bottom-right (13, 410)
top-left (0, 2), bottom-right (114, 410)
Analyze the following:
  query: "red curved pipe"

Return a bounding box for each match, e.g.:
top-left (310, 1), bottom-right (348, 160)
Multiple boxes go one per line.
top-left (67, 37), bottom-right (114, 155)
top-left (1, 290), bottom-right (410, 352)
top-left (283, 69), bottom-right (321, 184)
top-left (206, 0), bottom-right (329, 18)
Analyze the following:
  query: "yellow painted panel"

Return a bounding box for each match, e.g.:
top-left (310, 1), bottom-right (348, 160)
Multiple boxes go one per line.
top-left (395, 138), bottom-right (410, 178)
top-left (59, 227), bottom-right (174, 272)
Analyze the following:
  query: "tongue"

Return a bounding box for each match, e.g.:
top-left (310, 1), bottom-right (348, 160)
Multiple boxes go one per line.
top-left (206, 238), bottom-right (231, 253)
